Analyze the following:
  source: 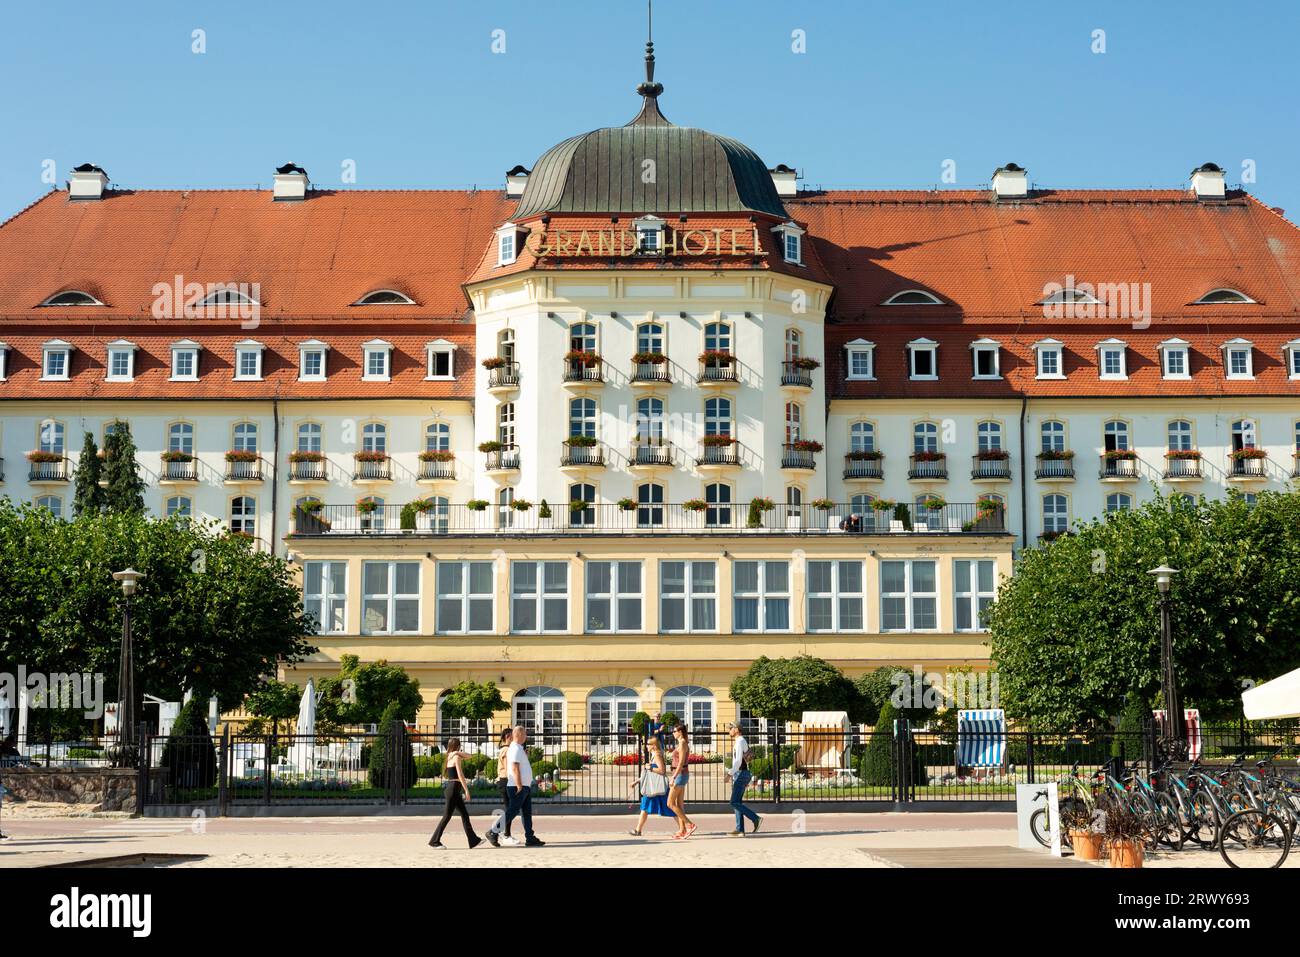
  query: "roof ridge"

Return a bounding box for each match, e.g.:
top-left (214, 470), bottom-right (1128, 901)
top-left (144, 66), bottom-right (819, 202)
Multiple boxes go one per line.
top-left (0, 187), bottom-right (61, 231)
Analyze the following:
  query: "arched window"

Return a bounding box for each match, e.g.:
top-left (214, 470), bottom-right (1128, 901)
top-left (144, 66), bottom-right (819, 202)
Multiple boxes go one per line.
top-left (977, 421), bottom-right (1002, 452)
top-left (297, 422), bottom-right (322, 453)
top-left (979, 493), bottom-right (1006, 509)
top-left (1040, 420), bottom-right (1066, 453)
top-left (569, 397), bottom-right (597, 438)
top-left (1039, 287), bottom-right (1101, 306)
top-left (703, 322), bottom-right (731, 355)
top-left (497, 327), bottom-right (516, 365)
top-left (850, 421), bottom-right (875, 453)
top-left (35, 495), bottom-right (63, 518)
top-left (661, 686), bottom-right (715, 743)
top-left (784, 328), bottom-right (802, 361)
top-left (512, 686), bottom-right (565, 744)
top-left (359, 496), bottom-right (385, 532)
top-left (704, 397), bottom-right (732, 437)
top-left (636, 397), bottom-right (665, 442)
top-left (438, 692), bottom-right (489, 744)
top-left (493, 487), bottom-right (513, 529)
top-left (1167, 420), bottom-right (1193, 451)
top-left (233, 421), bottom-right (258, 453)
top-left (165, 495), bottom-right (192, 519)
top-left (38, 420), bottom-right (66, 454)
top-left (197, 287), bottom-right (259, 308)
top-left (569, 322), bottom-right (597, 353)
top-left (569, 483), bottom-right (596, 526)
top-left (498, 403), bottom-right (516, 446)
top-left (361, 422), bottom-right (387, 453)
top-left (637, 323), bottom-right (664, 356)
top-left (1103, 419), bottom-right (1130, 452)
top-left (40, 290), bottom-right (103, 307)
top-left (167, 421), bottom-right (193, 455)
top-left (883, 289), bottom-right (943, 306)
top-left (1106, 492), bottom-right (1132, 513)
top-left (705, 482), bottom-right (732, 527)
top-left (424, 421), bottom-right (450, 452)
top-left (913, 421), bottom-right (938, 454)
top-left (1193, 288), bottom-right (1254, 304)
top-left (230, 496), bottom-right (257, 536)
top-left (354, 289), bottom-right (415, 305)
top-left (785, 402), bottom-right (802, 443)
top-left (588, 687), bottom-right (640, 744)
top-left (636, 482), bottom-right (665, 527)
top-left (1042, 494), bottom-right (1068, 534)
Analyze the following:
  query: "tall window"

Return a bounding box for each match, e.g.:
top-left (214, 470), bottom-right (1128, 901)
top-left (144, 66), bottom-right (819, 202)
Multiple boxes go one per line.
top-left (35, 495), bottom-right (63, 519)
top-left (497, 487), bottom-right (514, 529)
top-left (913, 421), bottom-right (938, 453)
top-left (585, 561), bottom-right (642, 633)
top-left (806, 560), bottom-right (865, 632)
top-left (636, 482), bottom-right (664, 527)
top-left (230, 496), bottom-right (257, 536)
top-left (511, 561), bottom-right (569, 634)
top-left (850, 421), bottom-right (875, 453)
top-left (1103, 419), bottom-right (1130, 452)
top-left (977, 421), bottom-right (1002, 452)
top-left (880, 560), bottom-right (938, 632)
top-left (784, 328), bottom-right (802, 361)
top-left (569, 322), bottom-right (597, 353)
top-left (1106, 492), bottom-right (1133, 513)
top-left (167, 421), bottom-right (193, 455)
top-left (513, 687), bottom-right (564, 745)
top-left (425, 421), bottom-right (450, 452)
top-left (1040, 420), bottom-right (1065, 453)
top-left (303, 561), bottom-right (347, 634)
top-left (436, 561), bottom-right (493, 634)
top-left (39, 420), bottom-right (66, 454)
top-left (785, 402), bottom-right (802, 443)
top-left (733, 561), bottom-right (791, 633)
top-left (588, 687), bottom-right (639, 743)
top-left (662, 686), bottom-right (714, 742)
top-left (569, 483), bottom-right (596, 526)
top-left (705, 482), bottom-right (732, 527)
top-left (362, 422), bottom-right (387, 453)
top-left (498, 403), bottom-right (516, 446)
top-left (659, 560), bottom-right (717, 632)
top-left (1231, 419), bottom-right (1256, 451)
top-left (1042, 494), bottom-right (1069, 534)
top-left (1167, 420), bottom-right (1193, 452)
top-left (569, 397), bottom-right (597, 438)
top-left (497, 328), bottom-right (515, 365)
top-left (233, 422), bottom-right (258, 453)
top-left (703, 322), bottom-right (731, 354)
top-left (297, 422), bottom-right (322, 453)
top-left (635, 397), bottom-right (665, 442)
top-left (637, 323), bottom-right (664, 355)
top-left (704, 397), bottom-right (732, 437)
top-left (954, 559), bottom-right (995, 632)
top-left (362, 561), bottom-right (420, 635)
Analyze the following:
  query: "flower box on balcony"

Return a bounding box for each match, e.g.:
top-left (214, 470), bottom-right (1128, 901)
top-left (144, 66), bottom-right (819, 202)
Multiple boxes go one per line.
top-left (356, 499), bottom-right (380, 514)
top-left (354, 451), bottom-right (389, 462)
top-left (811, 499), bottom-right (835, 510)
top-left (569, 499), bottom-right (592, 513)
top-left (564, 350), bottom-right (601, 367)
top-left (159, 451), bottom-right (193, 463)
top-left (846, 449), bottom-right (883, 461)
top-left (617, 498), bottom-right (636, 511)
top-left (563, 435), bottom-right (598, 447)
top-left (1037, 450), bottom-right (1075, 460)
top-left (699, 434), bottom-right (737, 447)
top-left (871, 499), bottom-right (896, 512)
top-left (790, 356), bottom-right (821, 370)
top-left (974, 449), bottom-right (1010, 460)
top-left (225, 450), bottom-right (259, 462)
top-left (511, 499), bottom-right (533, 511)
top-left (419, 449), bottom-right (456, 462)
top-left (682, 499), bottom-right (707, 512)
top-left (1103, 449), bottom-right (1138, 461)
top-left (1230, 447), bottom-right (1268, 460)
top-left (298, 499), bottom-right (324, 514)
top-left (481, 356), bottom-right (508, 370)
top-left (477, 441), bottom-right (504, 453)
top-left (790, 440), bottom-right (824, 453)
top-left (26, 450), bottom-right (64, 463)
top-left (288, 450), bottom-right (324, 462)
top-left (698, 350), bottom-right (735, 366)
top-left (920, 496), bottom-right (947, 510)
top-left (631, 351), bottom-right (667, 365)
top-left (1164, 449), bottom-right (1202, 460)
top-left (911, 451), bottom-right (945, 462)
top-left (466, 499), bottom-right (489, 511)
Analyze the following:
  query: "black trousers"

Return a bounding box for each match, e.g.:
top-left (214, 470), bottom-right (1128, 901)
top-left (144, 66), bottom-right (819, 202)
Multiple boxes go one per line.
top-left (488, 778), bottom-right (511, 836)
top-left (431, 782), bottom-right (477, 844)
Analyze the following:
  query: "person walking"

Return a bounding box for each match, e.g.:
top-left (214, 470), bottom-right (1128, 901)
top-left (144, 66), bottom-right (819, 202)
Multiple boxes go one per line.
top-left (483, 728), bottom-right (514, 847)
top-left (667, 723), bottom-right (697, 839)
top-left (428, 737), bottom-right (482, 849)
top-left (501, 725), bottom-right (545, 847)
top-left (725, 723), bottom-right (762, 837)
top-left (627, 736), bottom-right (677, 836)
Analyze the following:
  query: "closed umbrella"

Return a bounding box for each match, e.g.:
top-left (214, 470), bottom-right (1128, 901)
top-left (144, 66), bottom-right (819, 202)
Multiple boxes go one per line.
top-left (291, 680), bottom-right (316, 773)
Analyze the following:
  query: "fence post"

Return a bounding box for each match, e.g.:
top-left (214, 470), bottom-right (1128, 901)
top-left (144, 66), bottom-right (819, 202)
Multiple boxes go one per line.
top-left (263, 732), bottom-right (274, 806)
top-left (1025, 731), bottom-right (1035, 785)
top-left (217, 726), bottom-right (229, 817)
top-left (770, 723), bottom-right (781, 806)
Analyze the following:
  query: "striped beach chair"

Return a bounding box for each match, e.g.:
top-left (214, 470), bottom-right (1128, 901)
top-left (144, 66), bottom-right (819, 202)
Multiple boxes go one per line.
top-left (956, 709), bottom-right (1007, 771)
top-left (1153, 709), bottom-right (1202, 761)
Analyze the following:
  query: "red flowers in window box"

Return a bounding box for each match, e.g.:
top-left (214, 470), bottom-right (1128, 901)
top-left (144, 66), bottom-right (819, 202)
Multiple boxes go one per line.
top-left (224, 449), bottom-right (259, 462)
top-left (354, 450), bottom-right (389, 462)
top-left (846, 449), bottom-right (883, 461)
top-left (564, 349), bottom-right (601, 367)
top-left (700, 434), bottom-right (737, 447)
top-left (419, 449), bottom-right (455, 462)
top-left (288, 450), bottom-right (324, 462)
top-left (1230, 447), bottom-right (1267, 460)
top-left (911, 450), bottom-right (945, 462)
top-left (698, 350), bottom-right (735, 365)
top-left (481, 356), bottom-right (507, 370)
top-left (975, 449), bottom-right (1010, 460)
top-left (1103, 449), bottom-right (1137, 461)
top-left (1164, 449), bottom-right (1202, 460)
top-left (790, 440), bottom-right (823, 453)
top-left (26, 450), bottom-right (63, 463)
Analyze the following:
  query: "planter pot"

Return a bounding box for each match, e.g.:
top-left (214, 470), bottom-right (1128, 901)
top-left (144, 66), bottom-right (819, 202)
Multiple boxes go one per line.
top-left (1072, 831), bottom-right (1104, 861)
top-left (1108, 840), bottom-right (1143, 868)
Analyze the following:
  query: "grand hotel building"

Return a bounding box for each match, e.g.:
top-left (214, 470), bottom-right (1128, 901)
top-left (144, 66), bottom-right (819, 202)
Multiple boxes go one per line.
top-left (2, 56), bottom-right (1298, 734)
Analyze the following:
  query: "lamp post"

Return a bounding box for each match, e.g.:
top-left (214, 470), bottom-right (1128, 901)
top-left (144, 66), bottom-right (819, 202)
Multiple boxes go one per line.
top-left (111, 568), bottom-right (144, 767)
top-left (1147, 564), bottom-right (1186, 761)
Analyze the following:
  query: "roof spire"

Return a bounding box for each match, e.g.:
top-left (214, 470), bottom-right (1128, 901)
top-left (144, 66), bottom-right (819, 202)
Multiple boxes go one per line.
top-left (629, 0), bottom-right (672, 126)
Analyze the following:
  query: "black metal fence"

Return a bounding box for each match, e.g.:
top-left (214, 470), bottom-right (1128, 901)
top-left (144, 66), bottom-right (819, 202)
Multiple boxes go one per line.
top-left (129, 721), bottom-right (1300, 812)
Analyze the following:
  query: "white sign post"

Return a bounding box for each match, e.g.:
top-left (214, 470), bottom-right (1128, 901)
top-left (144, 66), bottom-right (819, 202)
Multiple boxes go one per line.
top-left (1015, 782), bottom-right (1062, 856)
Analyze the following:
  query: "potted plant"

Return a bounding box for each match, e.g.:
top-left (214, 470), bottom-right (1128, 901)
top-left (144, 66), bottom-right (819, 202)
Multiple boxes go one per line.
top-left (569, 499), bottom-right (591, 515)
top-left (411, 498), bottom-right (436, 513)
top-left (1164, 449), bottom-right (1201, 460)
top-left (811, 498), bottom-right (835, 511)
top-left (477, 440), bottom-right (504, 453)
top-left (356, 498), bottom-right (380, 515)
top-left (974, 448), bottom-right (1010, 460)
top-left (911, 450), bottom-right (945, 462)
top-left (871, 498), bottom-right (896, 512)
top-left (791, 356), bottom-right (821, 370)
top-left (564, 349), bottom-right (601, 367)
top-left (466, 499), bottom-right (489, 512)
top-left (298, 498), bottom-right (324, 514)
top-left (682, 499), bottom-right (707, 512)
top-left (354, 450), bottom-right (389, 462)
top-left (563, 435), bottom-right (598, 447)
top-left (399, 502), bottom-right (418, 532)
top-left (1037, 449), bottom-right (1074, 460)
top-left (481, 356), bottom-right (507, 370)
top-left (631, 351), bottom-right (667, 365)
top-left (746, 497), bottom-right (776, 528)
top-left (1103, 805), bottom-right (1145, 868)
top-left (700, 434), bottom-right (737, 447)
top-left (1230, 447), bottom-right (1267, 459)
top-left (617, 498), bottom-right (636, 511)
top-left (1067, 809), bottom-right (1105, 861)
top-left (511, 499), bottom-right (533, 511)
top-left (159, 450), bottom-right (193, 463)
top-left (698, 349), bottom-right (735, 366)
top-left (225, 449), bottom-right (259, 462)
top-left (920, 495), bottom-right (947, 511)
top-left (538, 500), bottom-right (553, 520)
top-left (26, 450), bottom-right (64, 463)
top-left (1103, 449), bottom-right (1138, 460)
top-left (288, 450), bottom-right (324, 462)
top-left (419, 449), bottom-right (456, 462)
top-left (846, 449), bottom-right (883, 460)
top-left (791, 439), bottom-right (824, 453)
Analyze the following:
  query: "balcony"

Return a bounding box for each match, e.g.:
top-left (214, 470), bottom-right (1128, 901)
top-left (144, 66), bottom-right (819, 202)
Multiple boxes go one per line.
top-left (1228, 451), bottom-right (1268, 481)
top-left (697, 354), bottom-right (738, 388)
top-left (289, 457), bottom-right (327, 483)
top-left (27, 455), bottom-right (69, 483)
top-left (781, 442), bottom-right (818, 471)
top-left (483, 444), bottom-right (521, 474)
top-left (630, 357), bottom-right (671, 387)
top-left (630, 439), bottom-right (673, 469)
top-left (289, 501), bottom-right (1010, 538)
top-left (224, 455), bottom-right (263, 483)
top-left (485, 360), bottom-right (520, 394)
top-left (843, 453), bottom-right (884, 482)
top-left (970, 453), bottom-right (1012, 482)
top-left (1035, 453), bottom-right (1075, 481)
top-left (780, 360), bottom-right (815, 390)
top-left (562, 354), bottom-right (603, 388)
top-left (1099, 453), bottom-right (1139, 481)
top-left (417, 456), bottom-right (456, 482)
top-left (908, 452), bottom-right (948, 481)
top-left (560, 440), bottom-right (605, 470)
top-left (1162, 454), bottom-right (1203, 482)
top-left (158, 457), bottom-right (198, 484)
top-left (696, 439), bottom-right (740, 470)
top-left (353, 454), bottom-right (393, 483)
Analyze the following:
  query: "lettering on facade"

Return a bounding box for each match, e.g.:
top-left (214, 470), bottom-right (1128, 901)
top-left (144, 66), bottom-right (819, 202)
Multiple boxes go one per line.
top-left (526, 226), bottom-right (763, 258)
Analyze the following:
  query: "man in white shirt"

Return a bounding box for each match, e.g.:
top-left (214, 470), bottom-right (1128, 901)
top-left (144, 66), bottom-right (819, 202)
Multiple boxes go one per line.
top-left (501, 725), bottom-right (544, 847)
top-left (725, 723), bottom-right (762, 836)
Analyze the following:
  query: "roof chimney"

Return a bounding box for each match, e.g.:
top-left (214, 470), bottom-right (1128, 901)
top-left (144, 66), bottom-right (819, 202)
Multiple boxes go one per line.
top-left (769, 164), bottom-right (798, 198)
top-left (505, 165), bottom-right (530, 198)
top-left (1190, 162), bottom-right (1226, 200)
top-left (69, 163), bottom-right (108, 200)
top-left (273, 163), bottom-right (309, 201)
top-left (991, 163), bottom-right (1028, 199)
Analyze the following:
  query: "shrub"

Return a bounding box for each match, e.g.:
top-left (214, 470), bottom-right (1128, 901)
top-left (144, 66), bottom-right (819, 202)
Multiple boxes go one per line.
top-left (748, 756), bottom-right (774, 780)
top-left (400, 503), bottom-right (418, 529)
top-left (460, 752), bottom-right (491, 778)
top-left (630, 711), bottom-right (652, 735)
top-left (414, 754), bottom-right (445, 780)
top-left (556, 751), bottom-right (584, 771)
top-left (368, 703), bottom-right (416, 788)
top-left (527, 746), bottom-right (544, 764)
top-left (533, 760), bottom-right (557, 780)
top-left (161, 698), bottom-right (217, 791)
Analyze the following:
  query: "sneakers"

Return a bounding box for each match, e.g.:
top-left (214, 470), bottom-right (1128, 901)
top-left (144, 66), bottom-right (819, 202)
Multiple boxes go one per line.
top-left (752, 816), bottom-right (763, 834)
top-left (485, 831), bottom-right (500, 848)
top-left (501, 835), bottom-right (521, 847)
top-left (468, 836), bottom-right (483, 850)
top-left (524, 837), bottom-right (546, 847)
top-left (727, 829), bottom-right (745, 837)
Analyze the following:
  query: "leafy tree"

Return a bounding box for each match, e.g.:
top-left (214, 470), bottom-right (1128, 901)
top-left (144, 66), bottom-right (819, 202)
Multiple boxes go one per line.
top-left (102, 424), bottom-right (146, 515)
top-left (245, 678), bottom-right (304, 736)
top-left (72, 432), bottom-right (105, 517)
top-left (1112, 694), bottom-right (1151, 759)
top-left (160, 697), bottom-right (217, 790)
top-left (729, 655), bottom-right (860, 724)
top-left (368, 701), bottom-right (416, 788)
top-left (860, 699), bottom-right (927, 786)
top-left (988, 491), bottom-right (1300, 728)
top-left (316, 655), bottom-right (422, 727)
top-left (439, 680), bottom-right (506, 722)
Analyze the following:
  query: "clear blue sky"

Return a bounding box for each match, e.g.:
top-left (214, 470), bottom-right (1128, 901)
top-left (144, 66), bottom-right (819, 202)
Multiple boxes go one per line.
top-left (3, 1), bottom-right (1299, 216)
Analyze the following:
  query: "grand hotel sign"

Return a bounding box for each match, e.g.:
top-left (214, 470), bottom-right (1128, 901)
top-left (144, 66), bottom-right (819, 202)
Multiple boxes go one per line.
top-left (526, 225), bottom-right (764, 258)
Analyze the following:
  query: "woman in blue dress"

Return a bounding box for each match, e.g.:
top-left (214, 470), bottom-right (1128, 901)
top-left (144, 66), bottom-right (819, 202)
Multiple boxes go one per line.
top-left (627, 737), bottom-right (677, 836)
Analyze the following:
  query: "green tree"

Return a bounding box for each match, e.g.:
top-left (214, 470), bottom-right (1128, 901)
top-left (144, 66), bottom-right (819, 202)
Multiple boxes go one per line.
top-left (316, 655), bottom-right (422, 727)
top-left (102, 424), bottom-right (146, 515)
top-left (1112, 694), bottom-right (1151, 759)
top-left (439, 680), bottom-right (507, 723)
top-left (245, 678), bottom-right (304, 736)
top-left (368, 701), bottom-right (416, 788)
top-left (72, 432), bottom-right (105, 517)
top-left (729, 655), bottom-right (860, 724)
top-left (160, 697), bottom-right (217, 791)
top-left (988, 491), bottom-right (1300, 728)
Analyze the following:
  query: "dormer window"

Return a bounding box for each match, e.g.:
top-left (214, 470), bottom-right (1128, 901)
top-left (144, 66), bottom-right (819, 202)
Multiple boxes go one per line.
top-left (772, 221), bottom-right (805, 265)
top-left (1194, 288), bottom-right (1255, 305)
top-left (425, 339), bottom-right (456, 380)
top-left (632, 216), bottom-right (666, 255)
top-left (42, 340), bottom-right (73, 380)
top-left (1039, 287), bottom-right (1101, 306)
top-left (298, 340), bottom-right (329, 381)
top-left (362, 339), bottom-right (393, 381)
top-left (40, 290), bottom-right (103, 307)
top-left (105, 340), bottom-right (137, 382)
top-left (496, 223), bottom-right (520, 266)
top-left (1033, 339), bottom-right (1065, 379)
top-left (844, 338), bottom-right (875, 380)
top-left (1221, 338), bottom-right (1254, 379)
top-left (198, 288), bottom-right (260, 309)
top-left (234, 340), bottom-right (265, 381)
top-left (1159, 338), bottom-right (1191, 379)
top-left (970, 338), bottom-right (1001, 379)
top-left (883, 289), bottom-right (944, 306)
top-left (1284, 339), bottom-right (1300, 380)
top-left (1095, 338), bottom-right (1128, 380)
top-left (0, 342), bottom-right (8, 381)
top-left (907, 338), bottom-right (938, 380)
top-left (353, 290), bottom-right (415, 306)
top-left (170, 340), bottom-right (200, 381)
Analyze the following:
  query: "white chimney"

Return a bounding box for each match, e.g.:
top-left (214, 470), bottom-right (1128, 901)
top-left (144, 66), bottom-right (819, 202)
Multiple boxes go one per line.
top-left (991, 163), bottom-right (1028, 199)
top-left (273, 163), bottom-right (309, 201)
top-left (770, 164), bottom-right (798, 197)
top-left (506, 165), bottom-right (530, 198)
top-left (69, 163), bottom-right (109, 200)
top-left (1190, 162), bottom-right (1226, 199)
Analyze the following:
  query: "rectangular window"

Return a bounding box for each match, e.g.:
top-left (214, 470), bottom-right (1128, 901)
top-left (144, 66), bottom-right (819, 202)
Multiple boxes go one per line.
top-left (172, 349), bottom-right (197, 380)
top-left (659, 560), bottom-right (717, 633)
top-left (427, 349), bottom-right (453, 378)
top-left (364, 349), bottom-right (389, 380)
top-left (300, 349), bottom-right (324, 379)
top-left (43, 349), bottom-right (69, 380)
top-left (973, 347), bottom-right (999, 378)
top-left (1100, 347), bottom-right (1125, 378)
top-left (498, 232), bottom-right (515, 265)
top-left (108, 349), bottom-right (132, 380)
top-left (236, 348), bottom-right (261, 380)
top-left (733, 560), bottom-right (791, 633)
top-left (806, 560), bottom-right (864, 632)
top-left (511, 561), bottom-right (569, 634)
top-left (362, 561), bottom-right (420, 635)
top-left (585, 561), bottom-right (643, 633)
top-left (784, 232), bottom-right (801, 263)
top-left (303, 561), bottom-right (347, 634)
top-left (435, 561), bottom-right (493, 634)
top-left (910, 348), bottom-right (935, 378)
top-left (954, 559), bottom-right (996, 632)
top-left (1290, 349), bottom-right (1300, 378)
top-left (880, 560), bottom-right (938, 632)
top-left (1163, 349), bottom-right (1188, 377)
top-left (1037, 348), bottom-right (1061, 377)
top-left (847, 348), bottom-right (873, 379)
top-left (1227, 348), bottom-right (1251, 378)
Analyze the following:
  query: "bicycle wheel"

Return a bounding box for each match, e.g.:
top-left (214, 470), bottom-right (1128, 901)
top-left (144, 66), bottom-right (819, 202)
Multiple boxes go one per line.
top-left (1029, 807), bottom-right (1050, 848)
top-left (1186, 792), bottom-right (1219, 848)
top-left (1153, 793), bottom-right (1185, 850)
top-left (1219, 808), bottom-right (1291, 869)
top-left (1128, 791), bottom-right (1168, 850)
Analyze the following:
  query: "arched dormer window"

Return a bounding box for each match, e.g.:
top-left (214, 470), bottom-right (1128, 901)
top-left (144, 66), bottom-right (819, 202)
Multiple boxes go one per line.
top-left (882, 289), bottom-right (943, 306)
top-left (1038, 287), bottom-right (1101, 306)
top-left (197, 288), bottom-right (260, 308)
top-left (40, 290), bottom-right (104, 307)
top-left (1193, 288), bottom-right (1255, 305)
top-left (353, 289), bottom-right (416, 306)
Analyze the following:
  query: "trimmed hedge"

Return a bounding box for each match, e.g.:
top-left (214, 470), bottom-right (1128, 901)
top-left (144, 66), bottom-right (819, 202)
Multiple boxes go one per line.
top-left (556, 751), bottom-right (584, 771)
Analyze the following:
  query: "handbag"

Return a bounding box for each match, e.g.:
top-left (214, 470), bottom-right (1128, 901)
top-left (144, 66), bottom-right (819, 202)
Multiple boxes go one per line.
top-left (639, 768), bottom-right (669, 798)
